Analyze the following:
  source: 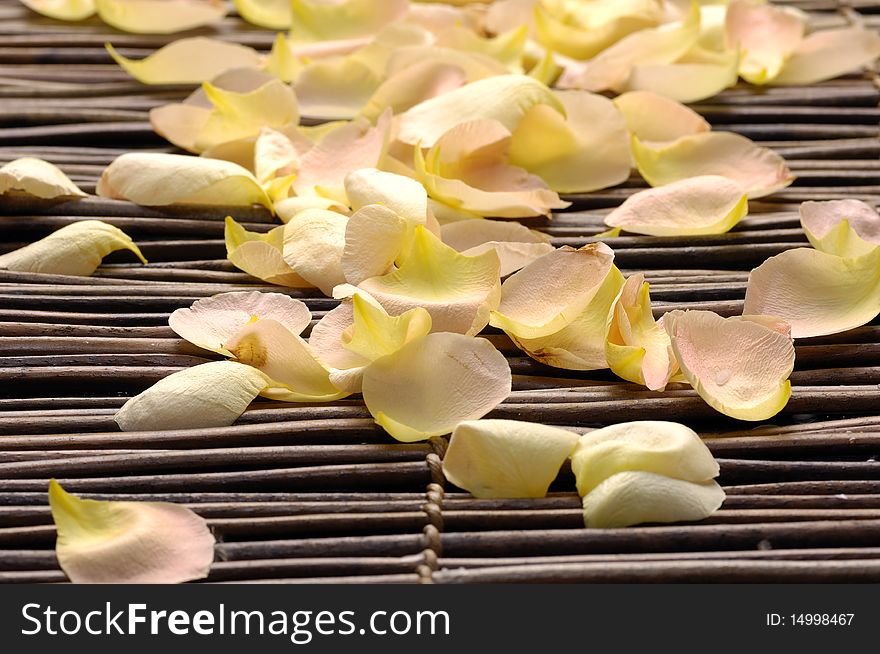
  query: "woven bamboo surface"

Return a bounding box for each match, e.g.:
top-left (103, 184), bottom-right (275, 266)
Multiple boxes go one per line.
top-left (1, 0), bottom-right (880, 584)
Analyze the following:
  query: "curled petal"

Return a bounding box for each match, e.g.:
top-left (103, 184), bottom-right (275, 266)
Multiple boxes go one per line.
top-left (95, 0), bottom-right (226, 34)
top-left (21, 0), bottom-right (96, 20)
top-left (342, 205), bottom-right (408, 285)
top-left (361, 60), bottom-right (468, 123)
top-left (462, 241), bottom-right (556, 277)
top-left (799, 199), bottom-right (880, 258)
top-left (622, 50), bottom-right (739, 104)
top-left (276, 196), bottom-right (349, 223)
top-left (233, 0), bottom-right (290, 29)
top-left (443, 419), bottom-right (579, 499)
top-left (115, 361), bottom-right (269, 431)
top-left (344, 168), bottom-right (429, 225)
top-left (509, 90), bottom-right (631, 193)
top-left (97, 153), bottom-right (272, 209)
top-left (359, 226), bottom-right (501, 335)
top-left (632, 132), bottom-right (794, 199)
top-left (290, 0), bottom-right (408, 43)
top-left (281, 209), bottom-right (348, 296)
top-left (605, 175), bottom-right (748, 236)
top-left (169, 291), bottom-right (311, 356)
top-left (725, 0), bottom-right (805, 84)
top-left (582, 471), bottom-right (725, 528)
top-left (743, 247), bottom-right (880, 338)
top-left (613, 91), bottom-right (709, 144)
top-left (570, 421), bottom-right (719, 496)
top-left (0, 220), bottom-right (145, 276)
top-left (361, 332), bottom-right (512, 442)
top-left (106, 38), bottom-right (261, 85)
top-left (665, 310), bottom-right (795, 421)
top-left (224, 217), bottom-right (310, 287)
top-left (0, 157), bottom-right (85, 200)
top-left (343, 292), bottom-right (432, 362)
top-left (295, 57), bottom-right (382, 120)
top-left (772, 27), bottom-right (880, 86)
top-left (308, 300), bottom-right (370, 393)
top-left (50, 480), bottom-right (214, 584)
top-left (441, 218), bottom-right (550, 250)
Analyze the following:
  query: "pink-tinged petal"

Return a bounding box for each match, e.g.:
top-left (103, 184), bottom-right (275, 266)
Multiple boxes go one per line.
top-left (799, 199), bottom-right (880, 258)
top-left (0, 157), bottom-right (86, 200)
top-left (290, 0), bottom-right (408, 43)
top-left (224, 217), bottom-right (311, 288)
top-left (361, 60), bottom-right (468, 122)
top-left (613, 91), bottom-right (709, 144)
top-left (342, 204), bottom-right (407, 285)
top-left (725, 0), bottom-right (805, 84)
top-left (281, 209), bottom-right (348, 296)
top-left (622, 50), bottom-right (739, 103)
top-left (772, 27), bottom-right (880, 86)
top-left (95, 0), bottom-right (225, 34)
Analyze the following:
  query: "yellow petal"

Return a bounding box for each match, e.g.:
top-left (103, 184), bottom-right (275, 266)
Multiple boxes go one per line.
top-left (342, 204), bottom-right (408, 285)
top-left (361, 333), bottom-right (511, 442)
top-left (308, 300), bottom-right (370, 393)
top-left (772, 27), bottom-right (880, 86)
top-left (262, 33), bottom-right (303, 82)
top-left (622, 49), bottom-right (739, 103)
top-left (225, 318), bottom-right (347, 402)
top-left (582, 471), bottom-right (725, 528)
top-left (725, 0), bottom-right (805, 84)
top-left (396, 74), bottom-right (564, 148)
top-left (509, 89), bottom-right (632, 193)
top-left (441, 217), bottom-right (553, 276)
top-left (115, 361), bottom-right (269, 431)
top-left (49, 480), bottom-right (214, 584)
top-left (613, 90), bottom-right (709, 143)
top-left (439, 24), bottom-right (528, 70)
top-left (233, 0), bottom-right (290, 29)
top-left (605, 175), bottom-right (748, 236)
top-left (295, 57), bottom-right (382, 120)
top-left (361, 60), bottom-right (468, 123)
top-left (169, 291), bottom-right (311, 356)
top-left (665, 309), bottom-right (795, 421)
top-left (386, 45), bottom-right (509, 83)
top-left (95, 0), bottom-right (226, 34)
top-left (799, 199), bottom-right (880, 258)
top-left (21, 0), bottom-right (95, 20)
top-left (632, 132), bottom-right (794, 199)
top-left (290, 0), bottom-right (408, 43)
top-left (343, 292), bottom-right (432, 361)
top-left (743, 247), bottom-right (880, 338)
top-left (358, 226), bottom-right (501, 336)
top-left (224, 217), bottom-right (309, 287)
top-left (106, 38), bottom-right (262, 85)
top-left (0, 220), bottom-right (145, 276)
top-left (281, 209), bottom-right (348, 296)
top-left (443, 419), bottom-right (579, 499)
top-left (570, 420), bottom-right (719, 496)
top-left (0, 157), bottom-right (85, 199)
top-left (253, 127), bottom-right (299, 185)
top-left (149, 103), bottom-right (211, 153)
top-left (97, 153), bottom-right (272, 209)
top-left (344, 167), bottom-right (429, 225)
top-left (275, 195), bottom-right (350, 223)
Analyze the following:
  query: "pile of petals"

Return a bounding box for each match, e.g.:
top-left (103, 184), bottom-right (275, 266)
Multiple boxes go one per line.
top-left (443, 419), bottom-right (725, 528)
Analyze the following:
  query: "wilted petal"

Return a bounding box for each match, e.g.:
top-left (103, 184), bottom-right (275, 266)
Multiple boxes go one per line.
top-left (582, 471), bottom-right (725, 528)
top-left (98, 153), bottom-right (272, 209)
top-left (799, 199), bottom-right (880, 258)
top-left (49, 480), bottom-right (214, 584)
top-left (743, 247), bottom-right (880, 338)
top-left (613, 90), bottom-right (709, 143)
top-left (233, 0), bottom-right (290, 28)
top-left (21, 0), bottom-right (95, 20)
top-left (0, 220), bottom-right (145, 276)
top-left (280, 209), bottom-right (348, 296)
top-left (772, 27), bottom-right (880, 86)
top-left (632, 132), bottom-right (794, 199)
top-left (570, 421), bottom-right (719, 496)
top-left (290, 0), bottom-right (408, 43)
top-left (361, 332), bottom-right (512, 442)
top-left (106, 38), bottom-right (262, 84)
top-left (605, 175), bottom-right (748, 236)
top-left (0, 157), bottom-right (85, 200)
top-left (665, 309), bottom-right (795, 421)
top-left (95, 0), bottom-right (226, 34)
top-left (725, 0), bottom-right (805, 84)
top-left (443, 419), bottom-right (579, 499)
top-left (115, 361), bottom-right (269, 431)
top-left (225, 217), bottom-right (310, 287)
top-left (509, 89), bottom-right (631, 193)
top-left (358, 226), bottom-right (501, 335)
top-left (169, 291), bottom-right (311, 356)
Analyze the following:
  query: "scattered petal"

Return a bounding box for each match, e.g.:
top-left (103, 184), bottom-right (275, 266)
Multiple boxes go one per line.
top-left (233, 0), bottom-right (290, 29)
top-left (290, 0), bottom-right (408, 43)
top-left (342, 204), bottom-right (408, 285)
top-left (799, 199), bottom-right (880, 258)
top-left (0, 157), bottom-right (85, 200)
top-left (725, 0), bottom-right (805, 84)
top-left (343, 292), bottom-right (432, 362)
top-left (224, 217), bottom-right (309, 287)
top-left (345, 167), bottom-right (429, 225)
top-left (281, 209), bottom-right (348, 296)
top-left (361, 60), bottom-right (468, 123)
top-left (613, 91), bottom-right (709, 143)
top-left (295, 57), bottom-right (382, 120)
top-left (622, 49), bottom-right (739, 103)
top-left (21, 0), bottom-right (95, 20)
top-left (95, 0), bottom-right (226, 34)
top-left (772, 27), bottom-right (880, 86)
top-left (441, 218), bottom-right (553, 276)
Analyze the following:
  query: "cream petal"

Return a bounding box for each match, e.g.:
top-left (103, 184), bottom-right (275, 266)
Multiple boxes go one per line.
top-left (233, 0), bottom-right (290, 29)
top-left (225, 318), bottom-right (347, 402)
top-left (262, 33), bottom-right (303, 82)
top-left (443, 419), bottom-right (579, 499)
top-left (440, 217), bottom-right (550, 250)
top-left (725, 0), bottom-right (805, 84)
top-left (386, 45), bottom-right (509, 82)
top-left (0, 220), bottom-right (145, 276)
top-left (613, 91), bottom-right (710, 143)
top-left (570, 421), bottom-right (719, 496)
top-left (281, 209), bottom-right (348, 296)
top-left (665, 309), bottom-right (795, 421)
top-left (799, 199), bottom-right (880, 258)
top-left (344, 168), bottom-right (429, 225)
top-left (21, 0), bottom-right (95, 20)
top-left (224, 217), bottom-right (310, 287)
top-left (622, 51), bottom-right (739, 104)
top-left (290, 0), bottom-right (408, 43)
top-left (582, 471), bottom-right (725, 528)
top-left (295, 57), bottom-right (382, 120)
top-left (97, 153), bottom-right (272, 209)
top-left (743, 247), bottom-right (880, 338)
top-left (115, 361), bottom-right (269, 431)
top-left (605, 175), bottom-right (748, 236)
top-left (94, 0), bottom-right (226, 34)
top-left (106, 38), bottom-right (261, 85)
top-left (462, 241), bottom-right (556, 277)
top-left (49, 480), bottom-right (214, 584)
top-left (308, 299), bottom-right (371, 393)
top-left (342, 204), bottom-right (408, 285)
top-left (632, 132), bottom-right (794, 199)
top-left (275, 195), bottom-right (350, 223)
top-left (149, 103), bottom-right (210, 153)
top-left (169, 291), bottom-right (311, 356)
top-left (0, 157), bottom-right (86, 200)
top-left (772, 27), bottom-right (880, 86)
top-left (361, 60), bottom-right (468, 123)
top-left (253, 127), bottom-right (299, 185)
top-left (361, 333), bottom-right (512, 442)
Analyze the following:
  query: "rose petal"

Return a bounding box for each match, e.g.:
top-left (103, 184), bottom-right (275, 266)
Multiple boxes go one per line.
top-left (0, 157), bottom-right (86, 199)
top-left (613, 90), bottom-right (709, 143)
top-left (49, 480), bottom-right (215, 584)
top-left (97, 153), bottom-right (272, 209)
top-left (342, 292), bottom-right (432, 362)
top-left (275, 195), bottom-right (350, 223)
top-left (115, 360), bottom-right (269, 431)
top-left (21, 0), bottom-right (95, 20)
top-left (0, 220), bottom-right (145, 276)
top-left (725, 0), bottom-right (805, 84)
top-left (345, 168), bottom-right (429, 225)
top-left (570, 421), bottom-right (719, 496)
top-left (169, 291), bottom-right (311, 356)
top-left (632, 132), bottom-right (794, 199)
top-left (622, 50), bottom-right (739, 103)
top-left (281, 209), bottom-right (348, 296)
top-left (294, 57), bottom-right (382, 120)
top-left (361, 60), bottom-right (468, 123)
top-left (232, 0), bottom-right (290, 28)
top-left (743, 247), bottom-right (880, 338)
top-left (665, 309), bottom-right (795, 421)
top-left (441, 218), bottom-right (550, 250)
top-left (262, 33), bottom-right (302, 82)
top-left (605, 175), bottom-right (748, 236)
top-left (799, 199), bottom-right (880, 258)
top-left (290, 0), bottom-right (408, 43)
top-left (582, 471), bottom-right (725, 528)
top-left (224, 217), bottom-right (310, 287)
top-left (772, 27), bottom-right (880, 86)
top-left (95, 0), bottom-right (226, 34)
top-left (361, 332), bottom-right (512, 442)
top-left (443, 419), bottom-right (580, 499)
top-left (342, 204), bottom-right (408, 285)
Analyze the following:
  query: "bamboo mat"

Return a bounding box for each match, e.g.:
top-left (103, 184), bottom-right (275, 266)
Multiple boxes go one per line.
top-left (1, 0), bottom-right (880, 584)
